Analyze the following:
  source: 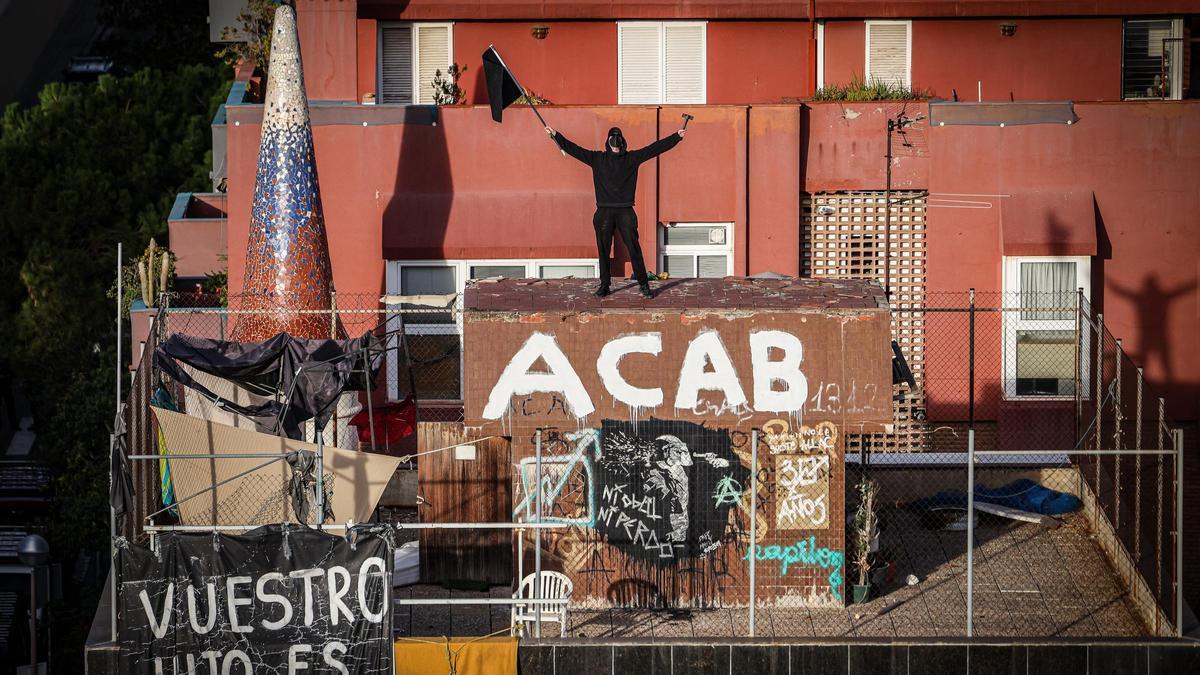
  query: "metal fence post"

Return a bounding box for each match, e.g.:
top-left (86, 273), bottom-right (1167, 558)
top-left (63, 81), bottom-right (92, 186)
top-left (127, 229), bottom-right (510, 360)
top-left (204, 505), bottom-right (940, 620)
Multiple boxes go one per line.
top-left (966, 428), bottom-right (975, 638)
top-left (749, 430), bottom-right (757, 637)
top-left (1075, 288), bottom-right (1083, 446)
top-left (111, 242), bottom-right (122, 642)
top-left (1156, 397), bottom-right (1165, 628)
top-left (968, 289), bottom-right (975, 429)
top-left (1094, 313), bottom-right (1104, 530)
top-left (1114, 339), bottom-right (1123, 529)
top-left (1134, 368), bottom-right (1143, 570)
top-left (535, 429), bottom-right (543, 638)
top-left (1175, 428), bottom-right (1184, 637)
top-left (315, 433), bottom-right (325, 530)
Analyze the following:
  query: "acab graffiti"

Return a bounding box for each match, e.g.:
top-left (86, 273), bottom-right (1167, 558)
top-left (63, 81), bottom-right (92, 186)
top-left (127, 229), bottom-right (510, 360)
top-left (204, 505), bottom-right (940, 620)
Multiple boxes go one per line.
top-left (482, 330), bottom-right (810, 420)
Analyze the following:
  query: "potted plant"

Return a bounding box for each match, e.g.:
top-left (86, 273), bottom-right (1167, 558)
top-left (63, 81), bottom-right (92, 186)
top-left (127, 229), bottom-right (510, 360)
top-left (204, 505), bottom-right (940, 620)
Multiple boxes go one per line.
top-left (850, 477), bottom-right (880, 603)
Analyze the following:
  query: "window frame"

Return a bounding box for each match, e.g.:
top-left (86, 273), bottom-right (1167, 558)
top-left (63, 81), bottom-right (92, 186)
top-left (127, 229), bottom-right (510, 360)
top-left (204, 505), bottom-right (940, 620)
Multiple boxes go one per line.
top-left (376, 21), bottom-right (455, 105)
top-left (384, 258), bottom-right (599, 401)
top-left (1120, 17), bottom-right (1185, 101)
top-left (657, 222), bottom-right (734, 279)
top-left (863, 19), bottom-right (912, 88)
top-left (617, 21), bottom-right (708, 105)
top-left (1001, 255), bottom-right (1092, 400)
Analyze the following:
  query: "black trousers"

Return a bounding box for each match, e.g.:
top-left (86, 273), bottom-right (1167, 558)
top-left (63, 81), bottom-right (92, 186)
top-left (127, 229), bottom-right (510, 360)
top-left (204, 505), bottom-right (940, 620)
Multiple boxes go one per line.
top-left (593, 206), bottom-right (649, 287)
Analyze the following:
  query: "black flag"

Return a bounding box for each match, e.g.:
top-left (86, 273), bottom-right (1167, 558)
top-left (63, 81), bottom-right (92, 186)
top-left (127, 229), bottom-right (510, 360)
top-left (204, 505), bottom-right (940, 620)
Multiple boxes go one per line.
top-left (482, 46), bottom-right (523, 122)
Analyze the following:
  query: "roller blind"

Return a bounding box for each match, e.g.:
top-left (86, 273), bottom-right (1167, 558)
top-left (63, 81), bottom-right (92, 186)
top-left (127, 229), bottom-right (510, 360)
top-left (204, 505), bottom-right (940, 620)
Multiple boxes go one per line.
top-left (416, 25), bottom-right (450, 104)
top-left (866, 22), bottom-right (909, 86)
top-left (698, 255), bottom-right (728, 278)
top-left (379, 25), bottom-right (413, 104)
top-left (664, 24), bottom-right (705, 103)
top-left (619, 23), bottom-right (662, 104)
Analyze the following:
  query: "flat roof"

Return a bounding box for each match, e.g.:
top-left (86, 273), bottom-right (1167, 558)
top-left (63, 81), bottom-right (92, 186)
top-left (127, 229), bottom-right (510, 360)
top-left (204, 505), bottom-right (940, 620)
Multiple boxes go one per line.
top-left (463, 276), bottom-right (887, 313)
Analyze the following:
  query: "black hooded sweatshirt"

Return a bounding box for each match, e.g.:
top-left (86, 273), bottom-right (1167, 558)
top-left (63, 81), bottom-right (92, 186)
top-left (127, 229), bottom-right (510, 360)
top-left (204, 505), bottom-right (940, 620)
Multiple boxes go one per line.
top-left (554, 130), bottom-right (682, 208)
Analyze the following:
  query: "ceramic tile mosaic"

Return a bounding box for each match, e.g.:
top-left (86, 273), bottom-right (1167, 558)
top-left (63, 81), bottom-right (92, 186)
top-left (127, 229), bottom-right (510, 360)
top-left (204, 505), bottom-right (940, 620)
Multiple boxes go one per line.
top-left (231, 5), bottom-right (341, 341)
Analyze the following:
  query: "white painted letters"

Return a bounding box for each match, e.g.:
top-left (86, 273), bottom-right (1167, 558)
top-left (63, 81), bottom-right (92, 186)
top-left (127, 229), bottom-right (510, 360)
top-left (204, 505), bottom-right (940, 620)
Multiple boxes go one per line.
top-left (358, 557), bottom-right (387, 623)
top-left (750, 330), bottom-right (809, 412)
top-left (483, 332), bottom-right (595, 419)
top-left (225, 576), bottom-right (253, 634)
top-left (597, 333), bottom-right (664, 408)
top-left (139, 583), bottom-right (174, 640)
top-left (256, 572), bottom-right (292, 630)
top-left (674, 330), bottom-right (748, 410)
top-left (186, 582), bottom-right (217, 634)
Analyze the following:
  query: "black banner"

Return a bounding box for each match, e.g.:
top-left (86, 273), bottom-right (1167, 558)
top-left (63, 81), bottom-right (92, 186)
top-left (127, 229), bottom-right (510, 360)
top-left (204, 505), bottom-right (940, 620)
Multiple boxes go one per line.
top-left (118, 525), bottom-right (392, 674)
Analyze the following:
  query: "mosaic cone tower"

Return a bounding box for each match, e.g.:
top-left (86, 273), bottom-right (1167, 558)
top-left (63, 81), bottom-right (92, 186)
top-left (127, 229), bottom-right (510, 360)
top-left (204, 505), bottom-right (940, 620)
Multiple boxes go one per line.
top-left (232, 4), bottom-right (342, 341)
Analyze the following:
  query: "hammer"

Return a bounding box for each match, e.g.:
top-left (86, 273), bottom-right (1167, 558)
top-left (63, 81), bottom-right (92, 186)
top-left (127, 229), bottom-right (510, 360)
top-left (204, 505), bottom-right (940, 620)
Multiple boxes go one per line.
top-left (681, 113), bottom-right (694, 130)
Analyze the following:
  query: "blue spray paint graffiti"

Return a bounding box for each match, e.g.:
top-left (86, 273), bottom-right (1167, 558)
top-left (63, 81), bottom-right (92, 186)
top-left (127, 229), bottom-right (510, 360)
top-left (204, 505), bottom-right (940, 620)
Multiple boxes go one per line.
top-left (745, 535), bottom-right (844, 600)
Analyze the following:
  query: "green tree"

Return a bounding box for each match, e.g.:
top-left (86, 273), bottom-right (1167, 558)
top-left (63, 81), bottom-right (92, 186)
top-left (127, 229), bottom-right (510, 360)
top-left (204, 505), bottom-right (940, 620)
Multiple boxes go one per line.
top-left (0, 63), bottom-right (228, 668)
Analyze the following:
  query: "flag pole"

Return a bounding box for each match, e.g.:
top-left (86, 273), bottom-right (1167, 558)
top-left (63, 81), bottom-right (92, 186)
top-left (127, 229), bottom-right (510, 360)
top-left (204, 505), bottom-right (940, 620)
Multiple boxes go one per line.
top-left (489, 44), bottom-right (563, 155)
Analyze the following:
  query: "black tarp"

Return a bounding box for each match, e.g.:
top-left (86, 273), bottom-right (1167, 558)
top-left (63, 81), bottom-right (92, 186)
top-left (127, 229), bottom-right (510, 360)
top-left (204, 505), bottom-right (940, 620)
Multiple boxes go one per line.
top-left (110, 403), bottom-right (134, 531)
top-left (154, 332), bottom-right (384, 440)
top-left (117, 525), bottom-right (393, 674)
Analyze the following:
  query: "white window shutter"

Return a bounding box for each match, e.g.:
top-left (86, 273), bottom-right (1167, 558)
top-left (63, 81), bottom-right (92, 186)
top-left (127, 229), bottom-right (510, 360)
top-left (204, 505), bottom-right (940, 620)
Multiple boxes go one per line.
top-left (379, 25), bottom-right (413, 104)
top-left (416, 25), bottom-right (450, 104)
top-left (664, 24), bottom-right (705, 104)
top-left (867, 22), bottom-right (909, 86)
top-left (619, 24), bottom-right (662, 104)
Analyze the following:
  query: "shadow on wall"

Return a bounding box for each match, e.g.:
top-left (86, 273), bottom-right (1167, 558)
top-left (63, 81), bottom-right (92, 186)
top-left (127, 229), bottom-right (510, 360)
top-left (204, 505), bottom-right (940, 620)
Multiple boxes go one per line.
top-left (1109, 273), bottom-right (1196, 392)
top-left (383, 108), bottom-right (454, 279)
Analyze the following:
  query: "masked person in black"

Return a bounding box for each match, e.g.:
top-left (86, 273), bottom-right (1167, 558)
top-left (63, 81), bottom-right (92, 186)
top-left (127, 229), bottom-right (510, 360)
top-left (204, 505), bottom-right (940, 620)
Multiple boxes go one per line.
top-left (544, 123), bottom-right (685, 298)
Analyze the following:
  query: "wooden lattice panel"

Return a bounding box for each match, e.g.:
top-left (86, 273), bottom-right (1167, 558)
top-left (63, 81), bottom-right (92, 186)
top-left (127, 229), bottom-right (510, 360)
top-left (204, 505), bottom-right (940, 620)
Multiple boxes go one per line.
top-left (802, 192), bottom-right (928, 452)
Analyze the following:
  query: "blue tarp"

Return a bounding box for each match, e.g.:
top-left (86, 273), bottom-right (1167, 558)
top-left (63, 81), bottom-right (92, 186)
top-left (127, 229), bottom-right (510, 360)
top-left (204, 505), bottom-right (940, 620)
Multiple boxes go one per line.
top-left (909, 479), bottom-right (1082, 516)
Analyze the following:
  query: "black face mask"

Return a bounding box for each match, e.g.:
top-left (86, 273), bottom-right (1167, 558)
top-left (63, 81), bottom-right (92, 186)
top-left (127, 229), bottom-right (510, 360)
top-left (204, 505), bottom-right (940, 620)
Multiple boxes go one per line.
top-left (606, 127), bottom-right (627, 154)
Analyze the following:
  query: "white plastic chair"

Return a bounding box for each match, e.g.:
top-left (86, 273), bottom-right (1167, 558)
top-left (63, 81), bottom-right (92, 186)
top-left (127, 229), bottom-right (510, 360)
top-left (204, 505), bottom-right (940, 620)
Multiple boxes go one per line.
top-left (511, 571), bottom-right (573, 637)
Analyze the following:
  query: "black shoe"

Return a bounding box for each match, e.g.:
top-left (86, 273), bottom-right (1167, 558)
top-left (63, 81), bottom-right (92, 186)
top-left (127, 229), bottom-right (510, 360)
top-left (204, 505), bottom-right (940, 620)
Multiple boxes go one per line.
top-left (639, 285), bottom-right (653, 299)
top-left (594, 285), bottom-right (610, 298)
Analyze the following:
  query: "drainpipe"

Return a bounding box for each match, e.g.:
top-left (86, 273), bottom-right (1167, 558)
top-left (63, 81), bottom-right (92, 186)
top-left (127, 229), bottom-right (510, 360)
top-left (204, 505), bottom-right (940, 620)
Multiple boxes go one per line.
top-left (808, 0), bottom-right (818, 96)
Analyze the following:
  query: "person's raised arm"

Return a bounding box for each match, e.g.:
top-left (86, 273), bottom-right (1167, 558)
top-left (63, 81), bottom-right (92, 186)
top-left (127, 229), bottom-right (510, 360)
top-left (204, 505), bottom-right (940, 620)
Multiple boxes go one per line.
top-left (628, 130), bottom-right (683, 164)
top-left (546, 127), bottom-right (595, 166)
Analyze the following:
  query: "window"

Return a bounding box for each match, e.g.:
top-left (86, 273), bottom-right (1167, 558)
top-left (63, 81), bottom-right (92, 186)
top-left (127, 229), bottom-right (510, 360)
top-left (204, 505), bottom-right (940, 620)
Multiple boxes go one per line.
top-left (470, 264), bottom-right (525, 280)
top-left (1002, 257), bottom-right (1091, 399)
top-left (1122, 18), bottom-right (1184, 100)
top-left (539, 264), bottom-right (597, 279)
top-left (618, 22), bottom-right (706, 104)
top-left (865, 20), bottom-right (911, 87)
top-left (378, 23), bottom-right (453, 104)
top-left (384, 258), bottom-right (599, 400)
top-left (658, 223), bottom-right (732, 278)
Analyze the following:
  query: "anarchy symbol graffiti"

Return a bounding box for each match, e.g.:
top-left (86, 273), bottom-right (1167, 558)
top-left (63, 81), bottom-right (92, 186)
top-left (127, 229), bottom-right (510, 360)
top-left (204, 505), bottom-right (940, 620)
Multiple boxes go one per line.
top-left (712, 475), bottom-right (743, 506)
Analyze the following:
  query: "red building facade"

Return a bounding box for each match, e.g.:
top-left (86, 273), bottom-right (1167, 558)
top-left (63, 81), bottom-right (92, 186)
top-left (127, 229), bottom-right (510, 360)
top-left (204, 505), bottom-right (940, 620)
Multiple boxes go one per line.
top-left (169, 0), bottom-right (1200, 603)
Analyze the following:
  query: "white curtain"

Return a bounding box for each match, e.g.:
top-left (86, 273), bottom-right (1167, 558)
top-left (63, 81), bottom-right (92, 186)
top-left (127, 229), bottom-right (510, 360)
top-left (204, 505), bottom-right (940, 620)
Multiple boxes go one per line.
top-left (1020, 261), bottom-right (1075, 320)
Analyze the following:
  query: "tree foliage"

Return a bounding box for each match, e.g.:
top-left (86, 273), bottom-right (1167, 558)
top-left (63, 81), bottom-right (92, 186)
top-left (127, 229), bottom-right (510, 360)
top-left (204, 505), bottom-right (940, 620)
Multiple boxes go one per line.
top-left (216, 0), bottom-right (279, 74)
top-left (0, 64), bottom-right (228, 556)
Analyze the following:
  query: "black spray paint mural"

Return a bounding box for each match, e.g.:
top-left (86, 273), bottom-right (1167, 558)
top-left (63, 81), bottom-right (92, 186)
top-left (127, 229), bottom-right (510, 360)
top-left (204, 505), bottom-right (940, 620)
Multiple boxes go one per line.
top-left (592, 419), bottom-right (749, 564)
top-left (512, 420), bottom-right (757, 607)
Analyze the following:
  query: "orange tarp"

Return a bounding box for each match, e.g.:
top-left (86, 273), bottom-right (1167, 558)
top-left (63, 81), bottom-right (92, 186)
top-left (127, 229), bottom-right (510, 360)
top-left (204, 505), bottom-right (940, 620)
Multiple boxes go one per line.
top-left (393, 637), bottom-right (518, 675)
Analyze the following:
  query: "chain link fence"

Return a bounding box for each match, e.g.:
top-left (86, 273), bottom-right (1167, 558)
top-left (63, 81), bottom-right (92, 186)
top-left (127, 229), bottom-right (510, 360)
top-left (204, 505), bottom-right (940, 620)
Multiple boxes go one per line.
top-left (120, 289), bottom-right (1184, 638)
